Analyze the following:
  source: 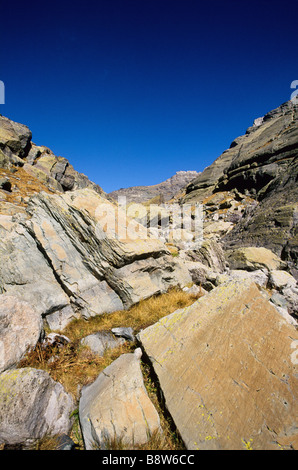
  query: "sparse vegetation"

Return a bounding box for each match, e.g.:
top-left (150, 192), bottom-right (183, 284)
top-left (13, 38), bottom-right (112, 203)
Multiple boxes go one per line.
top-left (18, 287), bottom-right (201, 450)
top-left (62, 286), bottom-right (200, 341)
top-left (0, 166), bottom-right (52, 210)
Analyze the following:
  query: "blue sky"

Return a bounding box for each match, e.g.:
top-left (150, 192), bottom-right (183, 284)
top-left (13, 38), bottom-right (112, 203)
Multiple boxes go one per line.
top-left (1, 0), bottom-right (297, 193)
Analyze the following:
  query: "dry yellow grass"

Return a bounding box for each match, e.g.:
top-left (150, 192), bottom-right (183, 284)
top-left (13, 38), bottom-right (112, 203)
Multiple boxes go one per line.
top-left (20, 287), bottom-right (201, 399)
top-left (62, 287), bottom-right (201, 342)
top-left (0, 166), bottom-right (52, 209)
top-left (19, 338), bottom-right (133, 399)
top-left (18, 287), bottom-right (202, 450)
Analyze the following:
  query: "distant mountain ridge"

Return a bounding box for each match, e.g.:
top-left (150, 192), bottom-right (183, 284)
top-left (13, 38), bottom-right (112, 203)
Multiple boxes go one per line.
top-left (109, 170), bottom-right (200, 204)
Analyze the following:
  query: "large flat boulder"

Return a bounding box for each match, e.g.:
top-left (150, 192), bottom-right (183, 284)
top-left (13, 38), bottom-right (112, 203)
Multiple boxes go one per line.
top-left (138, 280), bottom-right (298, 450)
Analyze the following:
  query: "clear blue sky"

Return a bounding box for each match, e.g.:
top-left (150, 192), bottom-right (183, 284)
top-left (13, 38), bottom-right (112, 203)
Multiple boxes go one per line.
top-left (1, 0), bottom-right (297, 193)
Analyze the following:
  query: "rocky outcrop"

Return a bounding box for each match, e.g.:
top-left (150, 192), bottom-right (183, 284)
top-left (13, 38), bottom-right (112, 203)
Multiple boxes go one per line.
top-left (0, 114), bottom-right (106, 205)
top-left (223, 158), bottom-right (298, 262)
top-left (79, 348), bottom-right (161, 449)
top-left (138, 279), bottom-right (298, 450)
top-left (185, 100), bottom-right (297, 201)
top-left (184, 100), bottom-right (298, 262)
top-left (80, 331), bottom-right (126, 357)
top-left (23, 146), bottom-right (106, 194)
top-left (109, 170), bottom-right (200, 204)
top-left (26, 188), bottom-right (191, 313)
top-left (0, 186), bottom-right (192, 347)
top-left (0, 115), bottom-right (32, 162)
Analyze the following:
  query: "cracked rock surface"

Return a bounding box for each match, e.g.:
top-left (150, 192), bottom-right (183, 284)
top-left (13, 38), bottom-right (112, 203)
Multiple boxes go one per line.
top-left (138, 279), bottom-right (298, 450)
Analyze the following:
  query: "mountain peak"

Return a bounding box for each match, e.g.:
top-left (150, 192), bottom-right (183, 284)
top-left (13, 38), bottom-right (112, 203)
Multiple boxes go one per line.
top-left (108, 170), bottom-right (200, 204)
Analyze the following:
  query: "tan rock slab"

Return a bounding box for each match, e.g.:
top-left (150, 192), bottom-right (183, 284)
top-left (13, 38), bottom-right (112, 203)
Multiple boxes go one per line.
top-left (79, 348), bottom-right (161, 449)
top-left (138, 279), bottom-right (298, 450)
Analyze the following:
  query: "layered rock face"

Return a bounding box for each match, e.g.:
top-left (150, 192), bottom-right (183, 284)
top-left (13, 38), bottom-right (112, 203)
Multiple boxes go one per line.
top-left (0, 115), bottom-right (193, 333)
top-left (109, 170), bottom-right (200, 204)
top-left (0, 114), bottom-right (106, 200)
top-left (0, 188), bottom-right (192, 335)
top-left (184, 100), bottom-right (298, 262)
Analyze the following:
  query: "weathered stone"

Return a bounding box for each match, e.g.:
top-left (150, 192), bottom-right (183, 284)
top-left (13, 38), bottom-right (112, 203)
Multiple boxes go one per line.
top-left (0, 114), bottom-right (107, 199)
top-left (0, 295), bottom-right (42, 373)
top-left (0, 177), bottom-right (11, 192)
top-left (225, 246), bottom-right (285, 271)
top-left (183, 100), bottom-right (298, 260)
top-left (185, 100), bottom-right (297, 202)
top-left (1, 104), bottom-right (297, 452)
top-left (79, 348), bottom-right (161, 449)
top-left (45, 305), bottom-right (81, 332)
top-left (224, 198), bottom-right (298, 262)
top-left (42, 333), bottom-right (71, 350)
top-left (133, 203), bottom-right (171, 228)
top-left (282, 286), bottom-right (298, 318)
top-left (25, 190), bottom-right (126, 316)
top-left (269, 270), bottom-right (297, 291)
top-left (81, 331), bottom-right (125, 356)
top-left (189, 239), bottom-right (226, 272)
top-left (23, 163), bottom-right (64, 193)
top-left (24, 188), bottom-right (191, 314)
top-left (216, 269), bottom-right (268, 288)
top-left (25, 143), bottom-right (42, 164)
top-left (111, 327), bottom-right (135, 342)
top-left (0, 368), bottom-right (74, 446)
top-left (0, 115), bottom-right (32, 158)
top-left (203, 220), bottom-right (234, 240)
top-left (138, 280), bottom-right (298, 450)
top-left (0, 148), bottom-right (10, 169)
top-left (271, 304), bottom-right (297, 326)
top-left (182, 284), bottom-right (202, 296)
top-left (110, 255), bottom-right (192, 308)
top-left (55, 433), bottom-right (76, 450)
top-left (0, 214), bottom-right (73, 319)
top-left (270, 291), bottom-right (290, 310)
